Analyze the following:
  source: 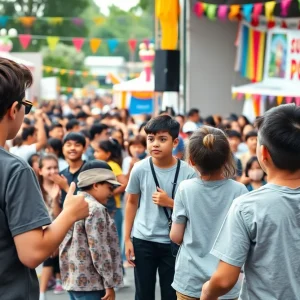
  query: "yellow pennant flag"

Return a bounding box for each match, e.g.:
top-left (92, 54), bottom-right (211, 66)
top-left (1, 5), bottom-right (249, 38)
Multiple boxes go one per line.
top-left (265, 1), bottom-right (276, 20)
top-left (90, 38), bottom-right (102, 53)
top-left (245, 93), bottom-right (252, 99)
top-left (19, 16), bottom-right (36, 27)
top-left (229, 5), bottom-right (240, 20)
top-left (60, 69), bottom-right (67, 75)
top-left (47, 36), bottom-right (60, 51)
top-left (47, 17), bottom-right (63, 25)
top-left (93, 16), bottom-right (105, 25)
top-left (277, 96), bottom-right (283, 105)
top-left (232, 92), bottom-right (238, 100)
top-left (45, 66), bottom-right (53, 73)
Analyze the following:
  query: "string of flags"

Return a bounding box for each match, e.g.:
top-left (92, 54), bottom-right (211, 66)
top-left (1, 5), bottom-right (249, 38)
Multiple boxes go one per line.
top-left (16, 35), bottom-right (152, 53)
top-left (0, 15), bottom-right (108, 28)
top-left (194, 0), bottom-right (297, 24)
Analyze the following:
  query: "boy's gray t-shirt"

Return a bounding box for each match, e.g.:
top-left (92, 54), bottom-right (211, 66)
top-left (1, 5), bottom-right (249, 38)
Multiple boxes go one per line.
top-left (211, 183), bottom-right (300, 300)
top-left (126, 157), bottom-right (197, 243)
top-left (172, 178), bottom-right (248, 299)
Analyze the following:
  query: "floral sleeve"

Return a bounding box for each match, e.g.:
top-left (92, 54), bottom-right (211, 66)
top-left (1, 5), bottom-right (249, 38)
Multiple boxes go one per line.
top-left (85, 206), bottom-right (123, 289)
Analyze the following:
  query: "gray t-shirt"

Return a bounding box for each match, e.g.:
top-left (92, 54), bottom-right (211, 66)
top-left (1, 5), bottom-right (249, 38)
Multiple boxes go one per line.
top-left (126, 157), bottom-right (197, 243)
top-left (0, 148), bottom-right (51, 299)
top-left (172, 179), bottom-right (248, 298)
top-left (211, 183), bottom-right (300, 300)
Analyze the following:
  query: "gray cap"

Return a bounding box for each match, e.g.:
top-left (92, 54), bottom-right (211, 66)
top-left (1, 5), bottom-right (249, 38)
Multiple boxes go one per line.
top-left (77, 168), bottom-right (121, 188)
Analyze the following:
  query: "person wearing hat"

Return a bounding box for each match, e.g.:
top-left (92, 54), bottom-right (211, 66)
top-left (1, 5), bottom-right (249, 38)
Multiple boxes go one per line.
top-left (59, 160), bottom-right (123, 300)
top-left (182, 121), bottom-right (198, 137)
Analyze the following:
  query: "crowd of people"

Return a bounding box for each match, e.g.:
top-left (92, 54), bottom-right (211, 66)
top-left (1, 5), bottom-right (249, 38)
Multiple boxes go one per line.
top-left (1, 57), bottom-right (300, 300)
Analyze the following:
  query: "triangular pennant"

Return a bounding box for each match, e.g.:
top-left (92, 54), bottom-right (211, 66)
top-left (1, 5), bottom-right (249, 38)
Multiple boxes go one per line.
top-left (90, 38), bottom-right (102, 54)
top-left (228, 5), bottom-right (240, 20)
top-left (47, 17), bottom-right (63, 25)
top-left (60, 69), bottom-right (67, 75)
top-left (245, 93), bottom-right (252, 99)
top-left (281, 20), bottom-right (288, 28)
top-left (277, 96), bottom-right (283, 105)
top-left (232, 92), bottom-right (237, 100)
top-left (296, 97), bottom-right (300, 106)
top-left (265, 1), bottom-right (276, 20)
top-left (0, 16), bottom-right (9, 27)
top-left (237, 93), bottom-right (244, 101)
top-left (19, 34), bottom-right (32, 50)
top-left (218, 5), bottom-right (228, 21)
top-left (128, 39), bottom-right (137, 52)
top-left (107, 39), bottom-right (119, 53)
top-left (72, 38), bottom-right (85, 52)
top-left (253, 3), bottom-right (263, 17)
top-left (281, 0), bottom-right (292, 17)
top-left (194, 2), bottom-right (204, 17)
top-left (72, 18), bottom-right (84, 26)
top-left (242, 4), bottom-right (253, 23)
top-left (286, 96), bottom-right (293, 104)
top-left (19, 16), bottom-right (36, 28)
top-left (45, 66), bottom-right (53, 73)
top-left (269, 95), bottom-right (276, 104)
top-left (206, 4), bottom-right (217, 20)
top-left (253, 95), bottom-right (261, 116)
top-left (47, 36), bottom-right (60, 51)
top-left (93, 16), bottom-right (106, 25)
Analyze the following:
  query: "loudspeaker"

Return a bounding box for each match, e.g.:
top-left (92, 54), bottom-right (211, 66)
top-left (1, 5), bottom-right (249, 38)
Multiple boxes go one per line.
top-left (155, 50), bottom-right (180, 92)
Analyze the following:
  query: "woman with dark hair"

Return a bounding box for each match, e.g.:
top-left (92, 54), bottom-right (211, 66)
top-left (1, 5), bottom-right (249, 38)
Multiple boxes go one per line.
top-left (45, 138), bottom-right (68, 171)
top-left (244, 156), bottom-right (267, 191)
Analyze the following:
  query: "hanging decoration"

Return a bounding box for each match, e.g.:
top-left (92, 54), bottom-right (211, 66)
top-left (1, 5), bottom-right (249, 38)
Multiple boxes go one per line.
top-left (72, 37), bottom-right (85, 52)
top-left (107, 39), bottom-right (119, 53)
top-left (18, 16), bottom-right (36, 28)
top-left (194, 2), bottom-right (205, 17)
top-left (19, 34), bottom-right (32, 50)
top-left (47, 36), bottom-right (60, 51)
top-left (229, 5), bottom-right (241, 21)
top-left (43, 65), bottom-right (98, 77)
top-left (242, 4), bottom-right (253, 22)
top-left (128, 39), bottom-right (138, 52)
top-left (218, 5), bottom-right (228, 21)
top-left (90, 38), bottom-right (102, 54)
top-left (265, 1), bottom-right (276, 20)
top-left (0, 16), bottom-right (9, 27)
top-left (281, 0), bottom-right (292, 16)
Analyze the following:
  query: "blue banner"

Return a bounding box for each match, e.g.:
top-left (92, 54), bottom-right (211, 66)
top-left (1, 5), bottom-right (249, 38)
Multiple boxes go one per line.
top-left (129, 96), bottom-right (153, 115)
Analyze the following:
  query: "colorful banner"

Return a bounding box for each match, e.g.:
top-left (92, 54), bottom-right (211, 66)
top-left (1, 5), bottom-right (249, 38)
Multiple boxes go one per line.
top-left (129, 96), bottom-right (153, 115)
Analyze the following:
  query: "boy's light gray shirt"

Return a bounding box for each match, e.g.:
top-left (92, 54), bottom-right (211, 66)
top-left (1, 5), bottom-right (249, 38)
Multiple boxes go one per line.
top-left (211, 183), bottom-right (300, 300)
top-left (126, 157), bottom-right (197, 243)
top-left (172, 178), bottom-right (248, 298)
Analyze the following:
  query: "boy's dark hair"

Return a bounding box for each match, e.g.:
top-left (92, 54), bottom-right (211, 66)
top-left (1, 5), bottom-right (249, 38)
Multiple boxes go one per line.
top-left (188, 126), bottom-right (235, 178)
top-left (47, 138), bottom-right (64, 159)
top-left (99, 138), bottom-right (122, 166)
top-left (21, 126), bottom-right (35, 141)
top-left (0, 58), bottom-right (33, 121)
top-left (63, 132), bottom-right (86, 147)
top-left (245, 130), bottom-right (258, 142)
top-left (256, 104), bottom-right (300, 171)
top-left (90, 123), bottom-right (109, 140)
top-left (226, 130), bottom-right (242, 140)
top-left (49, 123), bottom-right (63, 131)
top-left (138, 121), bottom-right (148, 133)
top-left (23, 117), bottom-right (31, 126)
top-left (66, 119), bottom-right (80, 131)
top-left (144, 115), bottom-right (180, 140)
top-left (188, 108), bottom-right (199, 117)
top-left (245, 156), bottom-right (260, 177)
top-left (80, 129), bottom-right (91, 139)
top-left (80, 160), bottom-right (112, 191)
top-left (128, 135), bottom-right (147, 157)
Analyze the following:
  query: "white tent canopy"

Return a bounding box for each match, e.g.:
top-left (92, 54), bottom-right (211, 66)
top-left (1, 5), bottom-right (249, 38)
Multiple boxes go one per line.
top-left (0, 51), bottom-right (35, 68)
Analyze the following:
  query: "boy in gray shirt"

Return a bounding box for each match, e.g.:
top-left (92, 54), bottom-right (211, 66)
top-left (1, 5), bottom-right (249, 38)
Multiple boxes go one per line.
top-left (125, 115), bottom-right (197, 300)
top-left (201, 104), bottom-right (300, 300)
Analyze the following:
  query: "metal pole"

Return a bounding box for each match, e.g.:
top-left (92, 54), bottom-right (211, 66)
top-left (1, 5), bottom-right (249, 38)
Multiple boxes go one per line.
top-left (183, 0), bottom-right (187, 115)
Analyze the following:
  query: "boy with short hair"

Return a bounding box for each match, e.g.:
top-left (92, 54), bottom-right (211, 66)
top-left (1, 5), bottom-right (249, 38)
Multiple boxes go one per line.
top-left (125, 115), bottom-right (197, 300)
top-left (240, 130), bottom-right (258, 169)
top-left (201, 104), bottom-right (300, 300)
top-left (60, 160), bottom-right (123, 300)
top-left (52, 132), bottom-right (86, 205)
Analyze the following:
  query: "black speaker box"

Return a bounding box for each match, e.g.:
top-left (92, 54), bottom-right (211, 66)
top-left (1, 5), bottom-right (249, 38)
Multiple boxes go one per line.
top-left (154, 50), bottom-right (180, 92)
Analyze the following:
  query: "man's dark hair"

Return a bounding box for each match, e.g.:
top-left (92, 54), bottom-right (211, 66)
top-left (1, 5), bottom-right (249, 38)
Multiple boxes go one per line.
top-left (245, 130), bottom-right (258, 142)
top-left (66, 119), bottom-right (80, 131)
top-left (47, 138), bottom-right (64, 159)
top-left (188, 108), bottom-right (200, 117)
top-left (23, 117), bottom-right (31, 126)
top-left (63, 132), bottom-right (86, 147)
top-left (0, 58), bottom-right (33, 121)
top-left (77, 111), bottom-right (89, 119)
top-left (79, 160), bottom-right (112, 191)
top-left (226, 130), bottom-right (242, 140)
top-left (80, 129), bottom-right (91, 139)
top-left (49, 123), bottom-right (63, 131)
top-left (144, 115), bottom-right (180, 140)
top-left (90, 123), bottom-right (109, 140)
top-left (21, 126), bottom-right (35, 141)
top-left (256, 104), bottom-right (300, 171)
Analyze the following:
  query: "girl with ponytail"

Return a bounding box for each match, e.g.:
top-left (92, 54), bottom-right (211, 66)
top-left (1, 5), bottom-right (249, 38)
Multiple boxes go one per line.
top-left (170, 126), bottom-right (248, 300)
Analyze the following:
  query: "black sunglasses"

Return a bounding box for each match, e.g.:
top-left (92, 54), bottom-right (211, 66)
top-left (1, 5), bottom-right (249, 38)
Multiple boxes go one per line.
top-left (20, 99), bottom-right (33, 115)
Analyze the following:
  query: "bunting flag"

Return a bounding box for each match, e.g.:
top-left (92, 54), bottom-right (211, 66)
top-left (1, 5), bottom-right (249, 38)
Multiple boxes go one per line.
top-left (47, 36), bottom-right (60, 51)
top-left (286, 96), bottom-right (293, 103)
top-left (194, 2), bottom-right (205, 17)
top-left (47, 17), bottom-right (63, 25)
top-left (72, 38), bottom-right (85, 52)
top-left (269, 95), bottom-right (276, 104)
top-left (296, 97), bottom-right (300, 106)
top-left (265, 1), bottom-right (276, 20)
top-left (281, 0), bottom-right (292, 16)
top-left (93, 16), bottom-right (106, 25)
top-left (242, 4), bottom-right (253, 23)
top-left (107, 39), bottom-right (119, 53)
top-left (90, 38), bottom-right (102, 54)
top-left (72, 18), bottom-right (84, 26)
top-left (218, 5), bottom-right (228, 21)
top-left (253, 3), bottom-right (264, 18)
top-left (43, 65), bottom-right (98, 77)
top-left (128, 39), bottom-right (137, 52)
top-left (277, 95), bottom-right (284, 105)
top-left (0, 16), bottom-right (8, 27)
top-left (228, 5), bottom-right (240, 21)
top-left (206, 4), bottom-right (217, 20)
top-left (19, 35), bottom-right (32, 50)
top-left (18, 16), bottom-right (36, 27)
top-left (237, 92), bottom-right (244, 100)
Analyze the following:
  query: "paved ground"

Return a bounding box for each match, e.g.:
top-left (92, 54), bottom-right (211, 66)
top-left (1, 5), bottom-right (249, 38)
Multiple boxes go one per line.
top-left (39, 267), bottom-right (160, 300)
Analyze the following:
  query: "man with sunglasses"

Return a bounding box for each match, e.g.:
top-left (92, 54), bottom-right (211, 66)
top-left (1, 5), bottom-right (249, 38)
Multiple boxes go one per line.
top-left (10, 109), bottom-right (47, 161)
top-left (0, 58), bottom-right (89, 300)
